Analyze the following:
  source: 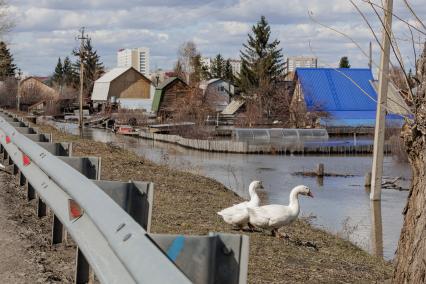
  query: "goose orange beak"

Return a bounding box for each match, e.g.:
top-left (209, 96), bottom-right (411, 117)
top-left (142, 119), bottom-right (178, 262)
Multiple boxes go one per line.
top-left (307, 191), bottom-right (314, 198)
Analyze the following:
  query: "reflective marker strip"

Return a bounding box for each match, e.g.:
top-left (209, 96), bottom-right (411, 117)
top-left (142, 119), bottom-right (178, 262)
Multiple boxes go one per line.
top-left (69, 199), bottom-right (83, 220)
top-left (22, 153), bottom-right (31, 166)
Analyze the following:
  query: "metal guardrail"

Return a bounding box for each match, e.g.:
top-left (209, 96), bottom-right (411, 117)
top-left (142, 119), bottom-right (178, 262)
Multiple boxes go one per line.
top-left (0, 110), bottom-right (249, 284)
top-left (0, 111), bottom-right (191, 284)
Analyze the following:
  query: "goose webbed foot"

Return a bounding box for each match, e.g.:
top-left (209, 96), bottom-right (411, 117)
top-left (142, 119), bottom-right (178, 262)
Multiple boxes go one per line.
top-left (271, 229), bottom-right (289, 239)
top-left (278, 232), bottom-right (289, 239)
top-left (247, 222), bottom-right (256, 232)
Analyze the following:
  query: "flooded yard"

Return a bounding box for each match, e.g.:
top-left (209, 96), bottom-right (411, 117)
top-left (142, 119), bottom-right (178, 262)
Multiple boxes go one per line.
top-left (59, 123), bottom-right (410, 260)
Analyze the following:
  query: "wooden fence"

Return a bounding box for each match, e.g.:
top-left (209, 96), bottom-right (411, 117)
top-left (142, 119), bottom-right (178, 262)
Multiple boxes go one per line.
top-left (138, 131), bottom-right (391, 155)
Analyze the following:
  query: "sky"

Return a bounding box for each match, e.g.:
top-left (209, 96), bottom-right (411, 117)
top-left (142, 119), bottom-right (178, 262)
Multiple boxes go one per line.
top-left (3, 0), bottom-right (426, 76)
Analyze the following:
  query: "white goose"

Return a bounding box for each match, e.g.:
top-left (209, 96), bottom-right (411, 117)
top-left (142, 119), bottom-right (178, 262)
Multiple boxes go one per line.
top-left (217, 181), bottom-right (262, 229)
top-left (248, 185), bottom-right (313, 237)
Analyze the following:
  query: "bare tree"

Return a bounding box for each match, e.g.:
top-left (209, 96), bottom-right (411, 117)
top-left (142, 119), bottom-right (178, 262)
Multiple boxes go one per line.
top-left (0, 77), bottom-right (16, 107)
top-left (393, 43), bottom-right (426, 283)
top-left (235, 97), bottom-right (264, 128)
top-left (178, 41), bottom-right (198, 85)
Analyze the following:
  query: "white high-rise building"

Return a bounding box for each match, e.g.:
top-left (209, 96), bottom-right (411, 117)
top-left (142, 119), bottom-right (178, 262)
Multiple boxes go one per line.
top-left (229, 59), bottom-right (242, 75)
top-left (117, 47), bottom-right (150, 77)
top-left (201, 57), bottom-right (212, 70)
top-left (286, 56), bottom-right (318, 73)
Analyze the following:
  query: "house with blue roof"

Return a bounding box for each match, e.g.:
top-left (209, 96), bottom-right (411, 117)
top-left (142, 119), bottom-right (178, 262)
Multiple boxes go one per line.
top-left (291, 68), bottom-right (411, 127)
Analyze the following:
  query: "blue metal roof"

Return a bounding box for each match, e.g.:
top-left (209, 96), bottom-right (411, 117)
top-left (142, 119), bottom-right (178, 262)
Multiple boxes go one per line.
top-left (296, 68), bottom-right (378, 113)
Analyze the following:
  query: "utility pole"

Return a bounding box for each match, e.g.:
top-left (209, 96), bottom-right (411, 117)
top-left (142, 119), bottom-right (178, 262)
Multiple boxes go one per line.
top-left (368, 41), bottom-right (373, 69)
top-left (16, 68), bottom-right (22, 111)
top-left (370, 0), bottom-right (393, 201)
top-left (77, 27), bottom-right (88, 129)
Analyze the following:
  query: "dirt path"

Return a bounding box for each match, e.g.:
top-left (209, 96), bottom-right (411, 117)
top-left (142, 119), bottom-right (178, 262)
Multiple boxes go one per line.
top-left (0, 172), bottom-right (75, 283)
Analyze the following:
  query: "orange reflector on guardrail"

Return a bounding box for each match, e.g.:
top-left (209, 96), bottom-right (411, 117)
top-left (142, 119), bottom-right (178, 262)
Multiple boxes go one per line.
top-left (22, 154), bottom-right (31, 166)
top-left (69, 199), bottom-right (83, 220)
top-left (5, 136), bottom-right (11, 144)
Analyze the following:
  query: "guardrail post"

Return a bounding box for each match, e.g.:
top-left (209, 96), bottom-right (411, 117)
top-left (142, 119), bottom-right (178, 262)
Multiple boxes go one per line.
top-left (13, 163), bottom-right (19, 175)
top-left (52, 215), bottom-right (64, 245)
top-left (19, 171), bottom-right (26, 186)
top-left (75, 247), bottom-right (92, 284)
top-left (26, 182), bottom-right (36, 201)
top-left (37, 198), bottom-right (47, 217)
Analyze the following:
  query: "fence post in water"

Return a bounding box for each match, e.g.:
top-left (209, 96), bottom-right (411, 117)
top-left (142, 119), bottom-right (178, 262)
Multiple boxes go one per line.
top-left (365, 172), bottom-right (372, 187)
top-left (316, 163), bottom-right (324, 177)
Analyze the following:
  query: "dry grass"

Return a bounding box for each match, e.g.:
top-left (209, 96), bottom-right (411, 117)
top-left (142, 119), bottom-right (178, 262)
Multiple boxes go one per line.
top-left (34, 123), bottom-right (393, 283)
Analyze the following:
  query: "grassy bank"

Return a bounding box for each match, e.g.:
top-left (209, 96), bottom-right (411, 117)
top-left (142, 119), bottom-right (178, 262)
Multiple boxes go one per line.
top-left (35, 123), bottom-right (393, 283)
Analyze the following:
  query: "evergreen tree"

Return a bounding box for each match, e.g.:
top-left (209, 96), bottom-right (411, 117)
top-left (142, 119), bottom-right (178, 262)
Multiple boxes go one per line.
top-left (73, 38), bottom-right (104, 97)
top-left (62, 56), bottom-right (74, 86)
top-left (210, 54), bottom-right (225, 78)
top-left (237, 16), bottom-right (284, 93)
top-left (191, 54), bottom-right (211, 84)
top-left (52, 57), bottom-right (63, 85)
top-left (339, 56), bottom-right (351, 68)
top-left (223, 59), bottom-right (234, 83)
top-left (0, 41), bottom-right (17, 78)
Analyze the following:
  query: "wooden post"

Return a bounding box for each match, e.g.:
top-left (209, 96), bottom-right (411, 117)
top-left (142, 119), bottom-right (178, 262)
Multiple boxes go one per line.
top-left (365, 172), bottom-right (372, 187)
top-left (316, 163), bottom-right (324, 177)
top-left (371, 200), bottom-right (383, 257)
top-left (371, 0), bottom-right (393, 201)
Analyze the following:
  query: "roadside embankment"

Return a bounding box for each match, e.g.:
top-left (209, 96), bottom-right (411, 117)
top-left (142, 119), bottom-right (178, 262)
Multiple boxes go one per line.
top-left (0, 172), bottom-right (75, 283)
top-left (29, 122), bottom-right (393, 283)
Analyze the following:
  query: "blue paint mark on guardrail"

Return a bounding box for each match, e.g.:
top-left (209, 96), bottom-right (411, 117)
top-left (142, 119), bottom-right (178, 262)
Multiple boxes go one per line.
top-left (167, 235), bottom-right (185, 261)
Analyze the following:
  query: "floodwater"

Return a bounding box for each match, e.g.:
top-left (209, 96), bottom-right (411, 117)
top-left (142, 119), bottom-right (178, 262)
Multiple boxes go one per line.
top-left (58, 122), bottom-right (410, 260)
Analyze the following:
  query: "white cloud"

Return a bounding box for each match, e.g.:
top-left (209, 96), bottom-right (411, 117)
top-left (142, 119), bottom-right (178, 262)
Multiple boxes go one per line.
top-left (4, 0), bottom-right (425, 75)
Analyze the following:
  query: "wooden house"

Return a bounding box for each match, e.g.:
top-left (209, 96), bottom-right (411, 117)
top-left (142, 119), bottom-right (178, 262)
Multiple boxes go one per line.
top-left (19, 77), bottom-right (59, 110)
top-left (91, 67), bottom-right (154, 111)
top-left (151, 77), bottom-right (191, 116)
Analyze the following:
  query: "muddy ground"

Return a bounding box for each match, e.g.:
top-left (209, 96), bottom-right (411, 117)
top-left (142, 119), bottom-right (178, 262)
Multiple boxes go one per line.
top-left (0, 171), bottom-right (75, 283)
top-left (28, 122), bottom-right (393, 283)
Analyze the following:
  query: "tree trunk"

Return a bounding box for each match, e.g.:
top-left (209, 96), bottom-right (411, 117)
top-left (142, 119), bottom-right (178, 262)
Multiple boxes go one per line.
top-left (393, 44), bottom-right (426, 283)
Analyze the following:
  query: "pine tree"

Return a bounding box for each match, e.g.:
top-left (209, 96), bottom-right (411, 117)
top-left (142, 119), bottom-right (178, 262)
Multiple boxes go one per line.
top-left (237, 16), bottom-right (284, 93)
top-left (0, 41), bottom-right (17, 78)
top-left (339, 56), bottom-right (351, 68)
top-left (52, 57), bottom-right (63, 85)
top-left (224, 59), bottom-right (234, 83)
top-left (191, 54), bottom-right (211, 84)
top-left (62, 56), bottom-right (74, 86)
top-left (73, 38), bottom-right (104, 97)
top-left (211, 54), bottom-right (225, 78)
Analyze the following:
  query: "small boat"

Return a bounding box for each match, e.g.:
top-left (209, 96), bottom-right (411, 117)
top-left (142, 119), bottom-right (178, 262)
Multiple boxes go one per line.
top-left (114, 125), bottom-right (139, 136)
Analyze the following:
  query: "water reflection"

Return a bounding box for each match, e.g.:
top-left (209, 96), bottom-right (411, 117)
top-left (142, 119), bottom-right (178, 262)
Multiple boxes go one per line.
top-left (371, 201), bottom-right (384, 257)
top-left (316, 176), bottom-right (324, 187)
